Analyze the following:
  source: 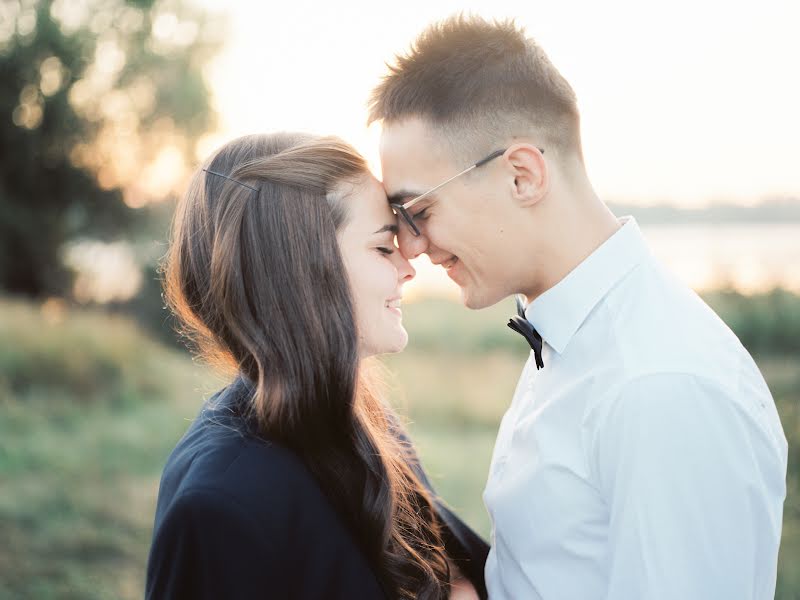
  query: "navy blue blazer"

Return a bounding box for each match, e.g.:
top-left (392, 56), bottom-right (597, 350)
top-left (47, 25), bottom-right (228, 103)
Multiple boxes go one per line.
top-left (146, 377), bottom-right (489, 599)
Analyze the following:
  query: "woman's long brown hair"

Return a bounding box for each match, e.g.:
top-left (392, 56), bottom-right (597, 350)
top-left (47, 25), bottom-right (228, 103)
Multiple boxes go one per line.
top-left (163, 132), bottom-right (450, 598)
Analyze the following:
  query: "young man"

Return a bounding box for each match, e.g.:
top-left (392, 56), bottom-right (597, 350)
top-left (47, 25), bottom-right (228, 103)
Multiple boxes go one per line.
top-left (370, 16), bottom-right (788, 599)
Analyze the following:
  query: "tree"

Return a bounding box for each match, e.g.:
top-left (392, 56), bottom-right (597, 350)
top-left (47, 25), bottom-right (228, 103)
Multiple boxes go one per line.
top-left (0, 0), bottom-right (221, 297)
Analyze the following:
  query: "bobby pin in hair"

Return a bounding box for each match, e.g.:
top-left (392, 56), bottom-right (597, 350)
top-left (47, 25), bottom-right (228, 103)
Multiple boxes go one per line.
top-left (202, 168), bottom-right (259, 192)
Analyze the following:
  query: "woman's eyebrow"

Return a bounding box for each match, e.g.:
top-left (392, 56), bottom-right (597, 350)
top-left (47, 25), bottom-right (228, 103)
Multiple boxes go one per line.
top-left (373, 224), bottom-right (399, 235)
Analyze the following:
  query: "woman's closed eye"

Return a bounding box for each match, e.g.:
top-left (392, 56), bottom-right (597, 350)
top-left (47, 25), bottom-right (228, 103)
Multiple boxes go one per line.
top-left (376, 246), bottom-right (395, 255)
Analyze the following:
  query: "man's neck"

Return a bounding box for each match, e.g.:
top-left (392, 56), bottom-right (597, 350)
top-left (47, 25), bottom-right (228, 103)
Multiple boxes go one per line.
top-left (523, 192), bottom-right (621, 302)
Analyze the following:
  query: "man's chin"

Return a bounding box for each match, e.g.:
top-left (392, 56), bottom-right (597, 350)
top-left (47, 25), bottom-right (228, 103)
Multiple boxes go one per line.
top-left (459, 285), bottom-right (501, 310)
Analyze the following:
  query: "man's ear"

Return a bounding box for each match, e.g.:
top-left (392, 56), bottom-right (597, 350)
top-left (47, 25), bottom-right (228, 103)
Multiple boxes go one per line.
top-left (504, 144), bottom-right (548, 207)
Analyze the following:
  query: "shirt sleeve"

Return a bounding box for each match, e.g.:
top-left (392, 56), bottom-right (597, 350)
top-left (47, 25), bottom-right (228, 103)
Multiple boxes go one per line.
top-left (590, 372), bottom-right (785, 600)
top-left (146, 487), bottom-right (287, 600)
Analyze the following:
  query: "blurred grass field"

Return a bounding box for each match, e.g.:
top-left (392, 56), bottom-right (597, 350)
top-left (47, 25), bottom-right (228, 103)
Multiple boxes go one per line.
top-left (0, 293), bottom-right (798, 599)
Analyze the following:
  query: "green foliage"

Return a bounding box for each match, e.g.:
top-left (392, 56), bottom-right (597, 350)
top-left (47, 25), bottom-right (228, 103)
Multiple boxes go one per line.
top-left (704, 288), bottom-right (800, 355)
top-left (0, 297), bottom-right (193, 404)
top-left (0, 0), bottom-right (221, 297)
top-left (398, 296), bottom-right (529, 357)
top-left (0, 296), bottom-right (223, 598)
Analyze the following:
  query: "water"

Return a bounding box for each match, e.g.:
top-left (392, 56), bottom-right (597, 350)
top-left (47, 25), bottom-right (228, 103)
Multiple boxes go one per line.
top-left (642, 223), bottom-right (800, 293)
top-left (406, 224), bottom-right (800, 299)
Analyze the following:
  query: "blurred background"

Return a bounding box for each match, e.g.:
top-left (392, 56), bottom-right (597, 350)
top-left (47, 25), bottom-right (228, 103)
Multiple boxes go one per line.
top-left (1, 0), bottom-right (798, 597)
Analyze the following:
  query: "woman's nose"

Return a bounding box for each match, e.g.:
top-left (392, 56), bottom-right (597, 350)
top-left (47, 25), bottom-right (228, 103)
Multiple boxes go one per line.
top-left (396, 251), bottom-right (416, 283)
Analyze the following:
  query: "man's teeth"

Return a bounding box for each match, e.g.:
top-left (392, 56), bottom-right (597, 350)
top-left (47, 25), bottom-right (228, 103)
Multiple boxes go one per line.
top-left (386, 299), bottom-right (402, 309)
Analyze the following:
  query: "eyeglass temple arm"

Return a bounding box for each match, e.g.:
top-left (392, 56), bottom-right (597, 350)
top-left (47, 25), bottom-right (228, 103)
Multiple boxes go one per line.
top-left (402, 164), bottom-right (478, 209)
top-left (473, 148), bottom-right (506, 168)
top-left (474, 147), bottom-right (544, 168)
top-left (402, 147), bottom-right (544, 210)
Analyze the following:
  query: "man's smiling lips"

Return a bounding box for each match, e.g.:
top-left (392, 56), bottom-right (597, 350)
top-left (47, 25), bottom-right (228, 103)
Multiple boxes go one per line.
top-left (433, 256), bottom-right (459, 270)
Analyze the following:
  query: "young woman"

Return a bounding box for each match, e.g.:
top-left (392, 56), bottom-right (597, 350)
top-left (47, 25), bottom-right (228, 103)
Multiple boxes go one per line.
top-left (145, 132), bottom-right (488, 599)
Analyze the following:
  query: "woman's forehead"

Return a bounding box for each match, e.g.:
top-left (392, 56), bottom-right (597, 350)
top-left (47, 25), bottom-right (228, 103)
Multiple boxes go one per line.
top-left (345, 175), bottom-right (396, 233)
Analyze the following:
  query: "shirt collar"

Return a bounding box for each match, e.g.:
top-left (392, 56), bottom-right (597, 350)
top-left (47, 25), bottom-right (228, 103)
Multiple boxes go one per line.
top-left (525, 217), bottom-right (649, 355)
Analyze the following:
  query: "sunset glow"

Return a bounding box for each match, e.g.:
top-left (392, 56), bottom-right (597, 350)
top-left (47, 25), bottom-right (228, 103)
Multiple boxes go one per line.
top-left (199, 0), bottom-right (800, 206)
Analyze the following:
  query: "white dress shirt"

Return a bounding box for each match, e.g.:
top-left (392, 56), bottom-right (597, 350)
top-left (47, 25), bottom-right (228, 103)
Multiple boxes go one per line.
top-left (483, 217), bottom-right (788, 600)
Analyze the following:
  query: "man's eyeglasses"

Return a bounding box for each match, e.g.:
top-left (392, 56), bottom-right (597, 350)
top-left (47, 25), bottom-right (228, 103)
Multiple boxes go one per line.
top-left (389, 147), bottom-right (544, 236)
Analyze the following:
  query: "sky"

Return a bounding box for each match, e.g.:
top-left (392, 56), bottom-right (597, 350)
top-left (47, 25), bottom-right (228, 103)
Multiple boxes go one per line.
top-left (197, 0), bottom-right (800, 208)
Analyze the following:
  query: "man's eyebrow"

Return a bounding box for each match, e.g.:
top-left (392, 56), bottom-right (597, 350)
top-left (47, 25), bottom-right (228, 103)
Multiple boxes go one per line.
top-left (387, 191), bottom-right (436, 206)
top-left (387, 190), bottom-right (424, 204)
top-left (373, 224), bottom-right (399, 234)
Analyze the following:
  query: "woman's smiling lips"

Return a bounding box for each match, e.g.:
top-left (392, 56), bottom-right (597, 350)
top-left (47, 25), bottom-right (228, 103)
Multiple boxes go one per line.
top-left (385, 297), bottom-right (402, 316)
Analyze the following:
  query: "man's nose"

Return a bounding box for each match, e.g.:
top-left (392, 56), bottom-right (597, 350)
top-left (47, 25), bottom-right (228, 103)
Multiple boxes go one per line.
top-left (397, 224), bottom-right (430, 259)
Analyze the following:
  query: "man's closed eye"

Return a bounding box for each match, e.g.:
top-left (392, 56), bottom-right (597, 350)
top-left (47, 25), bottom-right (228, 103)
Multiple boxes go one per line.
top-left (412, 207), bottom-right (430, 220)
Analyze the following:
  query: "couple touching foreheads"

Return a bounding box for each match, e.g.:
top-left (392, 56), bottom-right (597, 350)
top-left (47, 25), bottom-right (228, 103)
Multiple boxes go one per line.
top-left (146, 15), bottom-right (787, 600)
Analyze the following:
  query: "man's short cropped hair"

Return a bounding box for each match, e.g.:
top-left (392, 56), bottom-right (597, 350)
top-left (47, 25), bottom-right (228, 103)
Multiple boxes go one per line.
top-left (369, 15), bottom-right (582, 162)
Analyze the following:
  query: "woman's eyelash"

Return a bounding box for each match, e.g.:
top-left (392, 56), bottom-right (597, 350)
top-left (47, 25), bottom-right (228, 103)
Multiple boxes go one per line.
top-left (376, 246), bottom-right (395, 255)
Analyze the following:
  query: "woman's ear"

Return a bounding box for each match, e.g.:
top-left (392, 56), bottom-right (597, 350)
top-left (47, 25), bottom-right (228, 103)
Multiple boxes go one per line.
top-left (504, 144), bottom-right (548, 207)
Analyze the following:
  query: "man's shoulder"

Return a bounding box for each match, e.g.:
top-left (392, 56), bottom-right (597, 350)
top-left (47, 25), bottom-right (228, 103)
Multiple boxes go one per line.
top-left (601, 260), bottom-right (751, 381)
top-left (577, 261), bottom-right (776, 437)
top-left (582, 359), bottom-right (783, 473)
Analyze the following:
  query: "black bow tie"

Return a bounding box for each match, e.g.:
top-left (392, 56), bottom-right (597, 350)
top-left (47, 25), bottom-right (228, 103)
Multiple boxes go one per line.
top-left (507, 296), bottom-right (545, 370)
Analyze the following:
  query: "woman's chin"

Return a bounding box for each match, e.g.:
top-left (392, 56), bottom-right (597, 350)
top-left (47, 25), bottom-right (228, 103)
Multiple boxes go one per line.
top-left (390, 328), bottom-right (409, 353)
top-left (382, 327), bottom-right (409, 355)
top-left (362, 328), bottom-right (408, 358)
